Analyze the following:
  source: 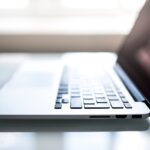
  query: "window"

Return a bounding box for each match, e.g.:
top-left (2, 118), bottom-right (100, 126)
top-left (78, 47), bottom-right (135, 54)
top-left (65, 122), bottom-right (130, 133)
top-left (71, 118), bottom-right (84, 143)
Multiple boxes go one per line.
top-left (0, 0), bottom-right (146, 34)
top-left (0, 0), bottom-right (146, 52)
top-left (0, 0), bottom-right (145, 16)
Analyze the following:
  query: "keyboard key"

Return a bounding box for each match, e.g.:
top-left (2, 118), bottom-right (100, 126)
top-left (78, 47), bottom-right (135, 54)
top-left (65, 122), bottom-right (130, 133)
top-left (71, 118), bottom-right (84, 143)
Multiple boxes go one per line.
top-left (82, 90), bottom-right (92, 95)
top-left (82, 89), bottom-right (92, 93)
top-left (59, 85), bottom-right (68, 89)
top-left (59, 86), bottom-right (68, 90)
top-left (82, 93), bottom-right (93, 96)
top-left (71, 98), bottom-right (82, 109)
top-left (106, 93), bottom-right (116, 96)
top-left (71, 94), bottom-right (80, 98)
top-left (55, 103), bottom-right (62, 109)
top-left (96, 97), bottom-right (107, 103)
top-left (57, 94), bottom-right (62, 99)
top-left (85, 103), bottom-right (110, 109)
top-left (62, 94), bottom-right (69, 103)
top-left (118, 92), bottom-right (125, 98)
top-left (84, 100), bottom-right (95, 104)
top-left (58, 91), bottom-right (68, 94)
top-left (108, 95), bottom-right (119, 100)
top-left (94, 92), bottom-right (104, 95)
top-left (62, 99), bottom-right (69, 103)
top-left (94, 90), bottom-right (104, 94)
top-left (124, 102), bottom-right (132, 109)
top-left (105, 89), bottom-right (113, 92)
top-left (105, 90), bottom-right (114, 93)
top-left (110, 101), bottom-right (124, 109)
top-left (70, 84), bottom-right (80, 89)
top-left (95, 93), bottom-right (105, 98)
top-left (62, 94), bottom-right (69, 98)
top-left (71, 89), bottom-right (80, 93)
top-left (83, 95), bottom-right (93, 100)
top-left (121, 97), bottom-right (129, 103)
top-left (58, 90), bottom-right (68, 94)
top-left (56, 98), bottom-right (62, 103)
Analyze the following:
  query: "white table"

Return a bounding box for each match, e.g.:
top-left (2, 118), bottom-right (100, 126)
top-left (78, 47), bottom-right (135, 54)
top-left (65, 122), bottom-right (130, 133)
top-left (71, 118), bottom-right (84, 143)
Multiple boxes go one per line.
top-left (0, 53), bottom-right (150, 150)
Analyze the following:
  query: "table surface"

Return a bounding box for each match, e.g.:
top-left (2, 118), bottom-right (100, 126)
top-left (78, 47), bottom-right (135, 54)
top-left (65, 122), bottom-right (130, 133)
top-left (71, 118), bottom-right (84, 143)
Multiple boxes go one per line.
top-left (0, 53), bottom-right (150, 150)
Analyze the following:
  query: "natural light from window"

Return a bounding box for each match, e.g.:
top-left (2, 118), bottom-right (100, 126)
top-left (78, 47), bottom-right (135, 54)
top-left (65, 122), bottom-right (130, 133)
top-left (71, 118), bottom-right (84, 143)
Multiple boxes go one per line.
top-left (0, 0), bottom-right (146, 34)
top-left (0, 0), bottom-right (29, 10)
top-left (0, 0), bottom-right (145, 12)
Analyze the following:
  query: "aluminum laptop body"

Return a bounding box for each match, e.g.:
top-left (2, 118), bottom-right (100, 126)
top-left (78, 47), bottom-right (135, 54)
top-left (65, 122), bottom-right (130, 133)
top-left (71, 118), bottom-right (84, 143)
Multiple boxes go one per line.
top-left (0, 0), bottom-right (150, 119)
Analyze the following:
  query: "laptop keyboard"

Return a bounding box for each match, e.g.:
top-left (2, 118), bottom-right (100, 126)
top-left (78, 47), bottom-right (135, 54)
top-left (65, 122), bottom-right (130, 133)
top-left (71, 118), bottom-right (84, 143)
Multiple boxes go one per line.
top-left (55, 66), bottom-right (132, 110)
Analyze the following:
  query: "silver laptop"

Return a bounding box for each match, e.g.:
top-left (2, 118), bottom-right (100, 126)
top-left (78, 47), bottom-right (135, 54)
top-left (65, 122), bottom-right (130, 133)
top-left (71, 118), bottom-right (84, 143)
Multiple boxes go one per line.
top-left (0, 0), bottom-right (150, 119)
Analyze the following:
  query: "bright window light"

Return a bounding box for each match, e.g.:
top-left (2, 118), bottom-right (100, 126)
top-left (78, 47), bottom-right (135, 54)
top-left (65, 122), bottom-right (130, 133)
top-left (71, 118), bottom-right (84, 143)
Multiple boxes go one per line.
top-left (62, 0), bottom-right (118, 10)
top-left (0, 0), bottom-right (145, 13)
top-left (120, 0), bottom-right (146, 11)
top-left (62, 0), bottom-right (145, 11)
top-left (0, 0), bottom-right (29, 10)
top-left (0, 0), bottom-right (146, 35)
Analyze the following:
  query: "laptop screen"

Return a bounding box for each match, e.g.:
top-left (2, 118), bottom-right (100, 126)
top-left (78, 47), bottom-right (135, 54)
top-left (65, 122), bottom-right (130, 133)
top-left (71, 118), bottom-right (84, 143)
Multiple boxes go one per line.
top-left (117, 0), bottom-right (150, 100)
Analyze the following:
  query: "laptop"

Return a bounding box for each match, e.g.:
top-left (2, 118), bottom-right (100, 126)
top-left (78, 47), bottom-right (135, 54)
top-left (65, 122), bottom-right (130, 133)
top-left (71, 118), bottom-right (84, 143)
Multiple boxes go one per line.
top-left (0, 0), bottom-right (150, 119)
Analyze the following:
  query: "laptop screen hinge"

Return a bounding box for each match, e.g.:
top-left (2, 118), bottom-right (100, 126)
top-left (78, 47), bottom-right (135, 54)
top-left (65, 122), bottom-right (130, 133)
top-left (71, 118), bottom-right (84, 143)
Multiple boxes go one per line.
top-left (114, 64), bottom-right (147, 103)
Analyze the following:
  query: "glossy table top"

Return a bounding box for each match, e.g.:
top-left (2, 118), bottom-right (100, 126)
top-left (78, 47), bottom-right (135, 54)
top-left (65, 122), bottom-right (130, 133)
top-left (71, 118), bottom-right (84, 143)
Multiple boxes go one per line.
top-left (0, 119), bottom-right (150, 150)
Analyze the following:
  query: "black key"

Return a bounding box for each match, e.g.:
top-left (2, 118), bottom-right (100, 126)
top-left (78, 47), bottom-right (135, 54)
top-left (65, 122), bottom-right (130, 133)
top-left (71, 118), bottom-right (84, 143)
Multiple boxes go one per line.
top-left (85, 103), bottom-right (110, 109)
top-left (70, 98), bottom-right (82, 109)
top-left (121, 97), bottom-right (129, 103)
top-left (124, 103), bottom-right (132, 109)
top-left (55, 103), bottom-right (62, 109)
top-left (110, 101), bottom-right (123, 109)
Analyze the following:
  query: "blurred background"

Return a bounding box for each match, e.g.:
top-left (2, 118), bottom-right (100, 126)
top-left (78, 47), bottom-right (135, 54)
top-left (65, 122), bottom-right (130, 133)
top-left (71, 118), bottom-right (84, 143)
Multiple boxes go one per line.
top-left (0, 0), bottom-right (146, 52)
